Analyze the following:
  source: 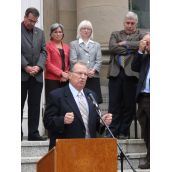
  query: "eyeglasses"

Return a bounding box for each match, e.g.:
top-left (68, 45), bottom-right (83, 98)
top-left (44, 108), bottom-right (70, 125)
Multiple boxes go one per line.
top-left (53, 30), bottom-right (63, 34)
top-left (81, 27), bottom-right (91, 31)
top-left (27, 18), bottom-right (38, 24)
top-left (125, 22), bottom-right (136, 25)
top-left (72, 71), bottom-right (88, 77)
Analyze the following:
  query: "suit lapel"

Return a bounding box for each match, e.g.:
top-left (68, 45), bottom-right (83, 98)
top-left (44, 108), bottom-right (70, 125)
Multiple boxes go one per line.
top-left (87, 42), bottom-right (94, 50)
top-left (79, 43), bottom-right (89, 53)
top-left (32, 27), bottom-right (39, 49)
top-left (64, 86), bottom-right (85, 127)
top-left (141, 54), bottom-right (150, 84)
top-left (21, 23), bottom-right (32, 45)
top-left (144, 55), bottom-right (150, 77)
top-left (50, 41), bottom-right (61, 55)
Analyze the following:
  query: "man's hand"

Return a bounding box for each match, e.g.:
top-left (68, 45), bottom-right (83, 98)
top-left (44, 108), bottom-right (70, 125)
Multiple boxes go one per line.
top-left (24, 65), bottom-right (33, 74)
top-left (30, 66), bottom-right (40, 76)
top-left (102, 113), bottom-right (112, 126)
top-left (25, 65), bottom-right (40, 76)
top-left (64, 112), bottom-right (74, 124)
top-left (118, 41), bottom-right (127, 46)
top-left (139, 40), bottom-right (147, 53)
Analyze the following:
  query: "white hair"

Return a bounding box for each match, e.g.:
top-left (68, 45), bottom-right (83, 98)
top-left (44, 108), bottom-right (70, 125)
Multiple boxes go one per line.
top-left (124, 11), bottom-right (138, 24)
top-left (76, 20), bottom-right (93, 40)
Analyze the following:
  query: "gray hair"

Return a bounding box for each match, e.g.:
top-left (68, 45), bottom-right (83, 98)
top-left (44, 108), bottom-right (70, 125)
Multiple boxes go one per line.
top-left (70, 60), bottom-right (88, 72)
top-left (124, 11), bottom-right (138, 24)
top-left (76, 20), bottom-right (93, 40)
top-left (50, 23), bottom-right (64, 36)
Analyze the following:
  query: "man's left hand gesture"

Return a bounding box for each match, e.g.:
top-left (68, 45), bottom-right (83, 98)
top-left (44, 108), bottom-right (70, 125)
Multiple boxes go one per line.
top-left (102, 113), bottom-right (112, 126)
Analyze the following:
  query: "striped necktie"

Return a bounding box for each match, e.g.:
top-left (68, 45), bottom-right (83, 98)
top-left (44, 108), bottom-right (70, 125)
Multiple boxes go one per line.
top-left (77, 92), bottom-right (90, 138)
top-left (120, 56), bottom-right (126, 68)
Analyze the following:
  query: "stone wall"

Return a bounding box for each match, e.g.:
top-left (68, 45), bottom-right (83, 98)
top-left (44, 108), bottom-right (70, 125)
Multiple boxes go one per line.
top-left (43, 0), bottom-right (128, 47)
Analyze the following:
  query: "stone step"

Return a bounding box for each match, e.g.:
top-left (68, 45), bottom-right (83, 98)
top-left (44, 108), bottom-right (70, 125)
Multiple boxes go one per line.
top-left (117, 139), bottom-right (146, 154)
top-left (119, 152), bottom-right (147, 169)
top-left (21, 152), bottom-right (148, 172)
top-left (21, 140), bottom-right (49, 157)
top-left (21, 139), bottom-right (146, 157)
top-left (21, 157), bottom-right (40, 172)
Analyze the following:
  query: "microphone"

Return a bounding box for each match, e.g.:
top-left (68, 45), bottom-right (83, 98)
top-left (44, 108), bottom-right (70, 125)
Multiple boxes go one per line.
top-left (88, 93), bottom-right (99, 108)
top-left (88, 92), bottom-right (136, 172)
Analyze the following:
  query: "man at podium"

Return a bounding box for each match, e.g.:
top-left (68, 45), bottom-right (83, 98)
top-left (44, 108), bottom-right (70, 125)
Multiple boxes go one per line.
top-left (44, 61), bottom-right (112, 150)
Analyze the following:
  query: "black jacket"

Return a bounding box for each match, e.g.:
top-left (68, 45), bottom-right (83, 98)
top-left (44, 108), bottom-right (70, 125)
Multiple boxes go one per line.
top-left (44, 85), bottom-right (103, 150)
top-left (131, 53), bottom-right (150, 101)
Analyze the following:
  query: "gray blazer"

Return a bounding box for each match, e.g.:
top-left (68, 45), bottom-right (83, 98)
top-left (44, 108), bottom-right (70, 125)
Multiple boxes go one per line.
top-left (70, 40), bottom-right (102, 77)
top-left (21, 23), bottom-right (47, 83)
top-left (107, 29), bottom-right (145, 78)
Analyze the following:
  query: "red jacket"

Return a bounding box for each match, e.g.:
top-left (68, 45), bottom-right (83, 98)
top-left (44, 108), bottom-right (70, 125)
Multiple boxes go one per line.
top-left (45, 40), bottom-right (70, 80)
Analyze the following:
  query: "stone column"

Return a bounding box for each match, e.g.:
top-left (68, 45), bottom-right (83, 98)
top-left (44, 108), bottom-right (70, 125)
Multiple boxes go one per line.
top-left (76, 0), bottom-right (128, 49)
top-left (43, 0), bottom-right (59, 41)
top-left (57, 0), bottom-right (77, 43)
top-left (43, 0), bottom-right (77, 43)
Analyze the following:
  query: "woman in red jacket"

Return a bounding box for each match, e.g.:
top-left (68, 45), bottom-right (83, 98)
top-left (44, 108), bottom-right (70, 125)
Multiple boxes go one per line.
top-left (45, 23), bottom-right (70, 100)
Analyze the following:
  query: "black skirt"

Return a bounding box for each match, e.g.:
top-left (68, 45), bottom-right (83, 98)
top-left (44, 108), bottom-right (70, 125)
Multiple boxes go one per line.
top-left (85, 77), bottom-right (103, 104)
top-left (45, 79), bottom-right (68, 101)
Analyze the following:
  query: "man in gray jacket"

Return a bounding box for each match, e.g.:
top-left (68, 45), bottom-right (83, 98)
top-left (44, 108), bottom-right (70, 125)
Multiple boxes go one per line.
top-left (21, 7), bottom-right (47, 141)
top-left (107, 11), bottom-right (145, 139)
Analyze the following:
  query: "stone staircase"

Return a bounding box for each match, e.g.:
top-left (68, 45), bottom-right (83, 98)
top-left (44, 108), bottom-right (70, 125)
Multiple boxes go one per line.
top-left (21, 139), bottom-right (149, 172)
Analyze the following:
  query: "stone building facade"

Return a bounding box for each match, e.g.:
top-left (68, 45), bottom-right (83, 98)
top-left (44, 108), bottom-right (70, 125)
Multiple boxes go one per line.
top-left (21, 0), bottom-right (149, 137)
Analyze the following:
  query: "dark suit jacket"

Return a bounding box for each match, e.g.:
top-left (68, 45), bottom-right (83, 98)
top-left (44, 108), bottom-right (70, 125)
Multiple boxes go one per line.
top-left (131, 53), bottom-right (150, 101)
top-left (21, 23), bottom-right (47, 83)
top-left (43, 85), bottom-right (103, 149)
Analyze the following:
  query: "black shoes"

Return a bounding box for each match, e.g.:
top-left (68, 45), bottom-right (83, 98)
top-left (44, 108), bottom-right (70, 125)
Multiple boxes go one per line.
top-left (28, 135), bottom-right (47, 141)
top-left (138, 161), bottom-right (150, 169)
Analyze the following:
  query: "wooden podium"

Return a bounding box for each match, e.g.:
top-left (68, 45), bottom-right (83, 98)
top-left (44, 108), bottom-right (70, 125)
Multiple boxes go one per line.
top-left (37, 138), bottom-right (117, 172)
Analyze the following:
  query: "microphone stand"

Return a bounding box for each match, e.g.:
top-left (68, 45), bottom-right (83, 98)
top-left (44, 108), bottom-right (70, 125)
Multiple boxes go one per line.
top-left (95, 105), bottom-right (136, 172)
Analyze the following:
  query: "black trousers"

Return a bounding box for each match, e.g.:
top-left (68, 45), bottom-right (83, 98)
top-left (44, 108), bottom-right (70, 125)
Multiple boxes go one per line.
top-left (108, 69), bottom-right (138, 137)
top-left (21, 77), bottom-right (43, 137)
top-left (137, 94), bottom-right (150, 162)
top-left (45, 79), bottom-right (68, 102)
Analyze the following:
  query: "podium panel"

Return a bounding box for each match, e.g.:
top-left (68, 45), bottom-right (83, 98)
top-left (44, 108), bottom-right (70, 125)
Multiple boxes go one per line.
top-left (37, 138), bottom-right (117, 172)
top-left (56, 138), bottom-right (117, 172)
top-left (37, 147), bottom-right (56, 172)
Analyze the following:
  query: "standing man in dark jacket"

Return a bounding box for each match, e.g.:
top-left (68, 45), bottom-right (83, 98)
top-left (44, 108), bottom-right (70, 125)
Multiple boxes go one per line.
top-left (131, 33), bottom-right (150, 169)
top-left (21, 7), bottom-right (47, 141)
top-left (107, 11), bottom-right (145, 139)
top-left (43, 61), bottom-right (112, 150)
